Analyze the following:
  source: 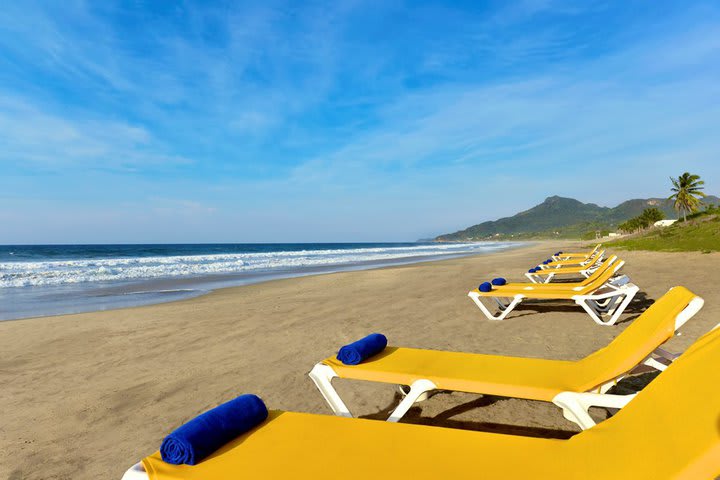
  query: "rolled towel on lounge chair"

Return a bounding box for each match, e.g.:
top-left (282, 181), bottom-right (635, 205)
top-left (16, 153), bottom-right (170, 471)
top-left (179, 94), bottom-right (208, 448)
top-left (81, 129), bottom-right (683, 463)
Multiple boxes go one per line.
top-left (491, 277), bottom-right (506, 286)
top-left (478, 281), bottom-right (493, 292)
top-left (337, 333), bottom-right (388, 365)
top-left (160, 394), bottom-right (268, 466)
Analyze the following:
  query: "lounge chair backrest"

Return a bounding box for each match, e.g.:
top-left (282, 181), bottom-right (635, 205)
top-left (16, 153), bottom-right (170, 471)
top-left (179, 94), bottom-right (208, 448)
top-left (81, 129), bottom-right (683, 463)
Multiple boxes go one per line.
top-left (573, 287), bottom-right (702, 391)
top-left (577, 257), bottom-right (623, 293)
top-left (574, 323), bottom-right (720, 478)
top-left (575, 255), bottom-right (617, 286)
top-left (549, 249), bottom-right (604, 267)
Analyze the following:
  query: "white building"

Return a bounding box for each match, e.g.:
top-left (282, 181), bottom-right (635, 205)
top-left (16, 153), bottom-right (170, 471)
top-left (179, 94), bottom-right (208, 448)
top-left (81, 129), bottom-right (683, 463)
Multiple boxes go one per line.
top-left (654, 219), bottom-right (678, 227)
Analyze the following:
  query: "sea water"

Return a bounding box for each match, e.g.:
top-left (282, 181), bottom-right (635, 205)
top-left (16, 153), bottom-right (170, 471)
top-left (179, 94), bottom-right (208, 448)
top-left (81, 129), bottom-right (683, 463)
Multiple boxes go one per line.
top-left (0, 242), bottom-right (523, 320)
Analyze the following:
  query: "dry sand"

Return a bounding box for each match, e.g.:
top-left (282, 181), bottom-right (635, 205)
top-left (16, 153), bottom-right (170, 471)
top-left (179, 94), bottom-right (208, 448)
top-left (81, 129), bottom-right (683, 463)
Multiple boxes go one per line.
top-left (1, 242), bottom-right (719, 479)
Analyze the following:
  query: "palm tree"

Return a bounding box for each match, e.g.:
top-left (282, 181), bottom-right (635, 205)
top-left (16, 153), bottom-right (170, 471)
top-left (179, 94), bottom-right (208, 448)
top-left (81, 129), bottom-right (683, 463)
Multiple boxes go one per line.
top-left (669, 172), bottom-right (706, 221)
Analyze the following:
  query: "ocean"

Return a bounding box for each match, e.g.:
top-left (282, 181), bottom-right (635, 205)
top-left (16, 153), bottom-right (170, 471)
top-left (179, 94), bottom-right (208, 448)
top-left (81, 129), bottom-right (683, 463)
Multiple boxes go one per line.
top-left (0, 242), bottom-right (523, 320)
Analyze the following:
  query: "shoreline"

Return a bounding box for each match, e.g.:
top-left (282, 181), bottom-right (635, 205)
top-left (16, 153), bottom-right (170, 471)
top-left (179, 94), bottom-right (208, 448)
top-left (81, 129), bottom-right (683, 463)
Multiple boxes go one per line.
top-left (2, 243), bottom-right (719, 479)
top-left (0, 242), bottom-right (532, 323)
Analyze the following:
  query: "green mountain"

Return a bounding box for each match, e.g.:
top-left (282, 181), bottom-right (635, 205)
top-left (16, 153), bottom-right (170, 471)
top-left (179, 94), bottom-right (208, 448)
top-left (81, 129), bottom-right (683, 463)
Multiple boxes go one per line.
top-left (436, 195), bottom-right (720, 241)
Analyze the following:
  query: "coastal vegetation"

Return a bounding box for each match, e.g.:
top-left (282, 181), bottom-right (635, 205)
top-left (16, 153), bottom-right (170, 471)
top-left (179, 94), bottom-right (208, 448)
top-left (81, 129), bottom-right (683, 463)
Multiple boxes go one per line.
top-left (669, 172), bottom-right (706, 222)
top-left (607, 173), bottom-right (717, 252)
top-left (617, 207), bottom-right (665, 233)
top-left (609, 209), bottom-right (719, 252)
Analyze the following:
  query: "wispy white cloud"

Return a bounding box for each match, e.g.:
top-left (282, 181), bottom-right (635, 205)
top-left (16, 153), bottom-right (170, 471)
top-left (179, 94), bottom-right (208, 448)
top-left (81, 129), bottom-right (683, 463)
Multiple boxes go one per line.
top-left (0, 1), bottom-right (719, 242)
top-left (0, 95), bottom-right (194, 171)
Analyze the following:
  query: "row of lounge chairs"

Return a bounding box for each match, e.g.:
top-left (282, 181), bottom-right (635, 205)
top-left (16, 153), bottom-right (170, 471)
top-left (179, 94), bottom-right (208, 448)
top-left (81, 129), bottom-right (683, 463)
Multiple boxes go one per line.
top-left (122, 244), bottom-right (720, 479)
top-left (469, 252), bottom-right (638, 325)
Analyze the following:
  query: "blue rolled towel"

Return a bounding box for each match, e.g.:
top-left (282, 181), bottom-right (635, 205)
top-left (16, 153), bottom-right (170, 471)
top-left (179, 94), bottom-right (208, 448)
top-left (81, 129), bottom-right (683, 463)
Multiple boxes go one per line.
top-left (554, 251), bottom-right (562, 256)
top-left (337, 333), bottom-right (387, 365)
top-left (528, 268), bottom-right (535, 273)
top-left (160, 394), bottom-right (268, 465)
top-left (491, 277), bottom-right (507, 286)
top-left (479, 281), bottom-right (492, 292)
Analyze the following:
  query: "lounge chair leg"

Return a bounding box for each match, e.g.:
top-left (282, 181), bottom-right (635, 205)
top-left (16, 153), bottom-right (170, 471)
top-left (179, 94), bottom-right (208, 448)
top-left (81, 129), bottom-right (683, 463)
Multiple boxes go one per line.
top-left (576, 286), bottom-right (638, 326)
top-left (576, 298), bottom-right (606, 325)
top-left (468, 293), bottom-right (523, 321)
top-left (387, 379), bottom-right (437, 422)
top-left (493, 297), bottom-right (510, 309)
top-left (604, 286), bottom-right (639, 325)
top-left (552, 391), bottom-right (636, 430)
top-left (552, 393), bottom-right (597, 430)
top-left (308, 363), bottom-right (353, 418)
top-left (121, 463), bottom-right (149, 480)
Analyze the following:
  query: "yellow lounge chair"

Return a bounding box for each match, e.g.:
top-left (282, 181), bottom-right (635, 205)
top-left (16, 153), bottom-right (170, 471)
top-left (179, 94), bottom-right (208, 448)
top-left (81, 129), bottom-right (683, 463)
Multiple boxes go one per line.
top-left (309, 287), bottom-right (702, 428)
top-left (123, 318), bottom-right (720, 480)
top-left (519, 254), bottom-right (621, 290)
top-left (539, 249), bottom-right (605, 269)
top-left (551, 243), bottom-right (601, 261)
top-left (526, 254), bottom-right (612, 283)
top-left (469, 257), bottom-right (637, 325)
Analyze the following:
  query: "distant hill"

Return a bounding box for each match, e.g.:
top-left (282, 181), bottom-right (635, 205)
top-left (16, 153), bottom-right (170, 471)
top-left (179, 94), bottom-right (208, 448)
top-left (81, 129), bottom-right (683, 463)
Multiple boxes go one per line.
top-left (436, 195), bottom-right (720, 241)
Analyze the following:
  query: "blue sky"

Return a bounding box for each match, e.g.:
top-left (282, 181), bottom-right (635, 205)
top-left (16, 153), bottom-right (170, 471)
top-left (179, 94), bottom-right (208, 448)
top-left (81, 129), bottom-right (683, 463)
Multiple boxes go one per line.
top-left (1, 1), bottom-right (719, 243)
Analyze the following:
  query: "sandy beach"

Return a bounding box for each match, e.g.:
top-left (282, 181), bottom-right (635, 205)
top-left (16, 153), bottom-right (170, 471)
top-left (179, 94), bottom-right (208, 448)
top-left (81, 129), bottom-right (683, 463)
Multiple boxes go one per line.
top-left (2, 242), bottom-right (719, 479)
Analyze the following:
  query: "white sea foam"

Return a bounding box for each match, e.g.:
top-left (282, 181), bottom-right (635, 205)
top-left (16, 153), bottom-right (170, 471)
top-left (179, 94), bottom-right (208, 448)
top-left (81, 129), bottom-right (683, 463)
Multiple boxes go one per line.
top-left (0, 242), bottom-right (520, 288)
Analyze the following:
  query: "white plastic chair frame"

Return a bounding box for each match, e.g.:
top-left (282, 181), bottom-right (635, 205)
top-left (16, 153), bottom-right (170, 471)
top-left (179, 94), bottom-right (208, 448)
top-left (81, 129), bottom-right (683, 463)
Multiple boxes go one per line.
top-left (525, 254), bottom-right (607, 283)
top-left (551, 245), bottom-right (601, 262)
top-left (468, 264), bottom-right (638, 326)
top-left (540, 250), bottom-right (605, 270)
top-left (308, 296), bottom-right (704, 430)
top-left (121, 464), bottom-right (147, 480)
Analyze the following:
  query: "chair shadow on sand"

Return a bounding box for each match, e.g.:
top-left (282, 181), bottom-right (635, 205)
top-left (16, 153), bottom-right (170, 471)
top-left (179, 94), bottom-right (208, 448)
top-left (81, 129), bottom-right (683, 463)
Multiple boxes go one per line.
top-left (360, 392), bottom-right (577, 439)
top-left (358, 368), bottom-right (662, 441)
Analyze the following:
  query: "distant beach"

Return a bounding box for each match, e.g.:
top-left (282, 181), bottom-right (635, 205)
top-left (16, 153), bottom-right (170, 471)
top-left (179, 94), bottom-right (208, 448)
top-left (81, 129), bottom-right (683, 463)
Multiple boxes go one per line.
top-left (0, 242), bottom-right (523, 320)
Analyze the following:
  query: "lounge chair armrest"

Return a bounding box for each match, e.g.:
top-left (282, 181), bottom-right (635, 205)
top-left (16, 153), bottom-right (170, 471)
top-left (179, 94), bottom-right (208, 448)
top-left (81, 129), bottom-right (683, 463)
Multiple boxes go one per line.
top-left (552, 391), bottom-right (636, 430)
